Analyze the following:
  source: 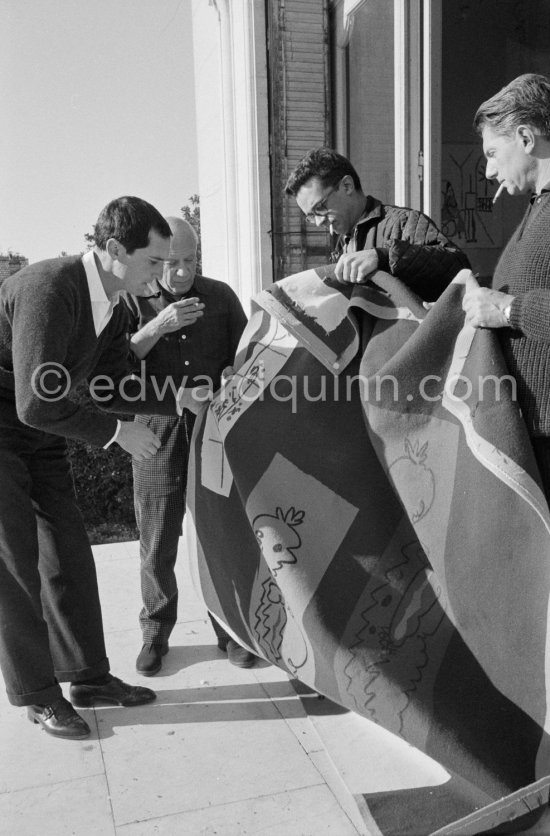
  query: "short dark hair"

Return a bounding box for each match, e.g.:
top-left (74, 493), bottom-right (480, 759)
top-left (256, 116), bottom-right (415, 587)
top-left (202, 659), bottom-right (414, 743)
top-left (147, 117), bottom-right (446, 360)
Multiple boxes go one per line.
top-left (93, 196), bottom-right (172, 254)
top-left (473, 73), bottom-right (550, 139)
top-left (285, 148), bottom-right (362, 195)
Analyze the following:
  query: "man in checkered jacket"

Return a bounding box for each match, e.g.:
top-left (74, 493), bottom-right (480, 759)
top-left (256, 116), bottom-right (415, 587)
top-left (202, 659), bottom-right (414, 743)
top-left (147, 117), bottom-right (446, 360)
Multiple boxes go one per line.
top-left (123, 217), bottom-right (255, 675)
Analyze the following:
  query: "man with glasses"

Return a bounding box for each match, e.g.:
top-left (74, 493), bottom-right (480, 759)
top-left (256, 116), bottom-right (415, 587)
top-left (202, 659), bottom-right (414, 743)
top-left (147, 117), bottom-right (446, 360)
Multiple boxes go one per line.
top-left (122, 216), bottom-right (255, 676)
top-left (285, 147), bottom-right (469, 302)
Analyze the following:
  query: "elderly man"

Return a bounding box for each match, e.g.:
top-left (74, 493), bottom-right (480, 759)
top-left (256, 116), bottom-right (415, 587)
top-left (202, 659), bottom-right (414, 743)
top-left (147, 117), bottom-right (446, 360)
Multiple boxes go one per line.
top-left (462, 73), bottom-right (550, 499)
top-left (285, 147), bottom-right (469, 301)
top-left (123, 217), bottom-right (255, 675)
top-left (0, 196), bottom-right (199, 739)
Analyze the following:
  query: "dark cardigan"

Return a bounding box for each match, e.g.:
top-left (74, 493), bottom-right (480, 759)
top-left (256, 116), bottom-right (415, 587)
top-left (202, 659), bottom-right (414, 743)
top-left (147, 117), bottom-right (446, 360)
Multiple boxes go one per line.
top-left (0, 256), bottom-right (177, 447)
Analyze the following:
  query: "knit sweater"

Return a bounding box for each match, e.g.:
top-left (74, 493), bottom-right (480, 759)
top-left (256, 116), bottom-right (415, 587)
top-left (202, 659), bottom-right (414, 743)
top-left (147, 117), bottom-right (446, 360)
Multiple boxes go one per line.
top-left (0, 256), bottom-right (177, 447)
top-left (493, 191), bottom-right (550, 436)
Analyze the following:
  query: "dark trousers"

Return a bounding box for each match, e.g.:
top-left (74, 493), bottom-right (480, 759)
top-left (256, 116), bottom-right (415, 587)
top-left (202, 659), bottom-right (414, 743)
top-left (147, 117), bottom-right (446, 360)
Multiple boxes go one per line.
top-left (0, 401), bottom-right (109, 706)
top-left (133, 413), bottom-right (229, 646)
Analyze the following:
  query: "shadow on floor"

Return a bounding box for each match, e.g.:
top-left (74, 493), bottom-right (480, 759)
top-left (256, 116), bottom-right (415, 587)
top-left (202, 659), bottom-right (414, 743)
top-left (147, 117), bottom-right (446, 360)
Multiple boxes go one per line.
top-left (83, 679), bottom-right (304, 738)
top-left (70, 647), bottom-right (352, 739)
top-left (149, 643), bottom-right (272, 677)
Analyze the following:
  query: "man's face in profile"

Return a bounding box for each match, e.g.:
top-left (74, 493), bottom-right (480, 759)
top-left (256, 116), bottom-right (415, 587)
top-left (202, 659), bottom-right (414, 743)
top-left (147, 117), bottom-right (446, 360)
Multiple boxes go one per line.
top-left (295, 176), bottom-right (355, 236)
top-left (114, 230), bottom-right (170, 295)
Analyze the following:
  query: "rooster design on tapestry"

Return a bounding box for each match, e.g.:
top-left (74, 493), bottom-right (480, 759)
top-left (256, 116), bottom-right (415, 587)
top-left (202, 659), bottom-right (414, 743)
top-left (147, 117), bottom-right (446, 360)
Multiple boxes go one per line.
top-left (250, 506), bottom-right (312, 677)
top-left (342, 540), bottom-right (447, 735)
top-left (389, 438), bottom-right (435, 524)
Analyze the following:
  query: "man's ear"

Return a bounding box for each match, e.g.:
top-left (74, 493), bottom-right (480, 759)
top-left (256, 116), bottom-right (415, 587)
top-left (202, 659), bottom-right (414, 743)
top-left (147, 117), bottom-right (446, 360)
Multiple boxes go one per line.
top-left (516, 124), bottom-right (536, 153)
top-left (106, 238), bottom-right (125, 260)
top-left (341, 174), bottom-right (356, 194)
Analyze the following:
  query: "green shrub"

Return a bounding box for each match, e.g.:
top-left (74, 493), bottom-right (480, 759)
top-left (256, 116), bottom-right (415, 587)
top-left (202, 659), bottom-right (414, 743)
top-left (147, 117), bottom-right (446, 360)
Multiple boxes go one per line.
top-left (65, 383), bottom-right (139, 544)
top-left (67, 435), bottom-right (138, 545)
top-left (67, 438), bottom-right (135, 526)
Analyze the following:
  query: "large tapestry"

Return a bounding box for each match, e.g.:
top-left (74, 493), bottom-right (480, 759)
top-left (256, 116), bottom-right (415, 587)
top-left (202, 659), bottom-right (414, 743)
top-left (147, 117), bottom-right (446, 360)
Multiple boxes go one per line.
top-left (186, 266), bottom-right (550, 834)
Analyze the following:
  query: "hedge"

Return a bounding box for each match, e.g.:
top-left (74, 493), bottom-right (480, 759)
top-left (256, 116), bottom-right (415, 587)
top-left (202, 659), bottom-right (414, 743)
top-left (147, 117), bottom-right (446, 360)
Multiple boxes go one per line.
top-left (66, 384), bottom-right (138, 543)
top-left (67, 437), bottom-right (136, 528)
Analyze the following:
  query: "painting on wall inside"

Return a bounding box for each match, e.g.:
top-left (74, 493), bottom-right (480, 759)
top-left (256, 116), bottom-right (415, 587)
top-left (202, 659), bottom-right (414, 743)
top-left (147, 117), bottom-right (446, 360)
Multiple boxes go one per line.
top-left (441, 143), bottom-right (503, 249)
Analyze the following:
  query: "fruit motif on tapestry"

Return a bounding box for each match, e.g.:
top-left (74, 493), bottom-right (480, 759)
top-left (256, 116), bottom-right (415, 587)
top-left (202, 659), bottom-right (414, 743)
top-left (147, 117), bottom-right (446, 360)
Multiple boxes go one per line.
top-left (251, 506), bottom-right (309, 675)
top-left (253, 506), bottom-right (304, 577)
top-left (253, 576), bottom-right (286, 665)
top-left (389, 438), bottom-right (435, 524)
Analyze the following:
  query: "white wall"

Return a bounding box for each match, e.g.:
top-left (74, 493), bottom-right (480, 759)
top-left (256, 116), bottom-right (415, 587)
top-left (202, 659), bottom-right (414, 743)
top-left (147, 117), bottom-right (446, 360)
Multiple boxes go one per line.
top-left (191, 0), bottom-right (273, 312)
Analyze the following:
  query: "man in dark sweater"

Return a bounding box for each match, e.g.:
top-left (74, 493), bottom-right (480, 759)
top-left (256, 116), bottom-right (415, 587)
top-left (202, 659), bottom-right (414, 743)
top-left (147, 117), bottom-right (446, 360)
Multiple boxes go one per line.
top-left (285, 147), bottom-right (470, 302)
top-left (0, 196), bottom-right (200, 739)
top-left (462, 74), bottom-right (550, 497)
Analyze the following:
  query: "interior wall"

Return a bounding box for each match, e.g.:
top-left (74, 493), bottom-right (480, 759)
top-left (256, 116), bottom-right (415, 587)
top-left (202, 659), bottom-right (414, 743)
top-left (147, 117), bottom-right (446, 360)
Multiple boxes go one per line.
top-left (441, 0), bottom-right (550, 279)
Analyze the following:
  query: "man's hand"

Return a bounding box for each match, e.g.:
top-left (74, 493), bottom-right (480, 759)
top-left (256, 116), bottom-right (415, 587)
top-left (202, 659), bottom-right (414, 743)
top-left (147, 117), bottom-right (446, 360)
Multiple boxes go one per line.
top-left (130, 297), bottom-right (205, 359)
top-left (116, 421), bottom-right (161, 460)
top-left (462, 273), bottom-right (515, 328)
top-left (154, 297), bottom-right (204, 334)
top-left (334, 249), bottom-right (379, 283)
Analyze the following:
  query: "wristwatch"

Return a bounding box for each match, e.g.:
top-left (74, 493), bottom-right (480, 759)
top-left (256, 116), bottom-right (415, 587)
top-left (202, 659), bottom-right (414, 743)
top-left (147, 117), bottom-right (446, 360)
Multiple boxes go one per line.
top-left (502, 303), bottom-right (512, 324)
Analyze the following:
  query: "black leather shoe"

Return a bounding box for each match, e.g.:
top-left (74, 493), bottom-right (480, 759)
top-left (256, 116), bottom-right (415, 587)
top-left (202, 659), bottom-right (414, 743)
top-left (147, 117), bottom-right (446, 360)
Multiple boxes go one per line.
top-left (136, 643), bottom-right (169, 676)
top-left (69, 675), bottom-right (157, 708)
top-left (226, 639), bottom-right (257, 669)
top-left (28, 697), bottom-right (91, 739)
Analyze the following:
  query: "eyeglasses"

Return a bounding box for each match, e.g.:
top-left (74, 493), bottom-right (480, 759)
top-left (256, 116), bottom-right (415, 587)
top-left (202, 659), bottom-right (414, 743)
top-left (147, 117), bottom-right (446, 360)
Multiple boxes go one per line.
top-left (304, 185), bottom-right (338, 224)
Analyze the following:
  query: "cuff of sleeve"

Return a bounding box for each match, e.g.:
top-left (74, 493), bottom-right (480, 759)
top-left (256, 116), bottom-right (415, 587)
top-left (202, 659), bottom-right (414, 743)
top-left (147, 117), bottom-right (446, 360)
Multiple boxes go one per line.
top-left (375, 248), bottom-right (390, 272)
top-left (177, 385), bottom-right (213, 416)
top-left (103, 419), bottom-right (122, 449)
top-left (508, 295), bottom-right (523, 331)
top-left (176, 386), bottom-right (187, 416)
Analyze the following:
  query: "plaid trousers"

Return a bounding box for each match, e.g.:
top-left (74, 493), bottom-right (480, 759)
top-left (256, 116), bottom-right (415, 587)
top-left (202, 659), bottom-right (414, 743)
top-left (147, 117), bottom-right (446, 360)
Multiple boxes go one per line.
top-left (133, 413), bottom-right (229, 645)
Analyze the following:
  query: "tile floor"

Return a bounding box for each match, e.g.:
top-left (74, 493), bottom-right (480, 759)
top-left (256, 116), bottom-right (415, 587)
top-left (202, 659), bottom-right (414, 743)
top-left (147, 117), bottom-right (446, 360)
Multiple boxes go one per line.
top-left (0, 540), bottom-right (369, 836)
top-left (1, 539), bottom-right (549, 836)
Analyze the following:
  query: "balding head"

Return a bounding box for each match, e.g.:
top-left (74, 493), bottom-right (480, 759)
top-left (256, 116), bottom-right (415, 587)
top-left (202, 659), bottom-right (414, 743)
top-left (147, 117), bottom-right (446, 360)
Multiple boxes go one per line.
top-left (160, 216), bottom-right (198, 296)
top-left (166, 216), bottom-right (198, 255)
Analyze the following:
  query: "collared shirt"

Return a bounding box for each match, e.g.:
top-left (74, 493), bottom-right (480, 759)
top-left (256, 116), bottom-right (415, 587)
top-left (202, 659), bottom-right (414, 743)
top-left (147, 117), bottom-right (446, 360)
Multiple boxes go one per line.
top-left (513, 189), bottom-right (550, 243)
top-left (122, 274), bottom-right (247, 403)
top-left (81, 249), bottom-right (120, 447)
top-left (331, 195), bottom-right (392, 264)
top-left (529, 188), bottom-right (550, 206)
top-left (81, 250), bottom-right (115, 337)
